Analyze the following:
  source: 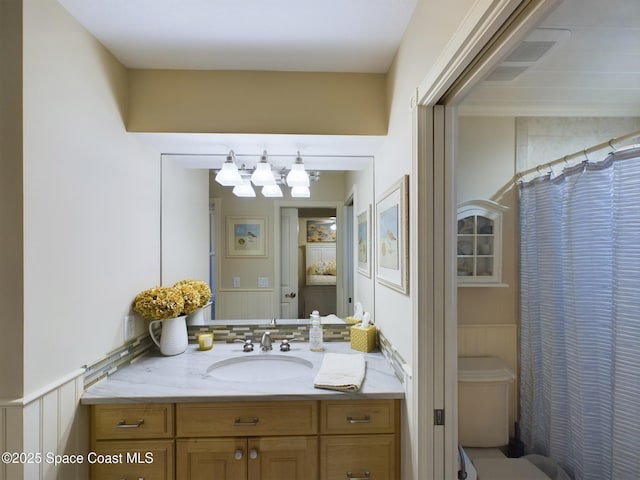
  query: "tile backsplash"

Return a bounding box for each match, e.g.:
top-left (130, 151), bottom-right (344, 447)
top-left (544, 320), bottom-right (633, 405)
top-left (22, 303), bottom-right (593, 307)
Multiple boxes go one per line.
top-left (84, 321), bottom-right (405, 388)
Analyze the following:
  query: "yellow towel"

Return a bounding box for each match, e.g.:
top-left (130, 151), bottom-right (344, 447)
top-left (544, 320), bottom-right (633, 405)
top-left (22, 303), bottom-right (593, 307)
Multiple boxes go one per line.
top-left (313, 353), bottom-right (366, 392)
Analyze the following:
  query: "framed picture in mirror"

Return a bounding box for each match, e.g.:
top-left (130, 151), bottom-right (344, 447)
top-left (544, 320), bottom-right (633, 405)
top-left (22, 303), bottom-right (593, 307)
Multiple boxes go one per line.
top-left (306, 218), bottom-right (337, 243)
top-left (375, 175), bottom-right (409, 295)
top-left (226, 216), bottom-right (267, 257)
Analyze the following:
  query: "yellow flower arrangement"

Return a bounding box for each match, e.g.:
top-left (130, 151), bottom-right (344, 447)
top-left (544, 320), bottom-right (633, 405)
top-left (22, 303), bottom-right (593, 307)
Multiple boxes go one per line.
top-left (174, 279), bottom-right (212, 310)
top-left (133, 286), bottom-right (184, 320)
top-left (133, 280), bottom-right (212, 320)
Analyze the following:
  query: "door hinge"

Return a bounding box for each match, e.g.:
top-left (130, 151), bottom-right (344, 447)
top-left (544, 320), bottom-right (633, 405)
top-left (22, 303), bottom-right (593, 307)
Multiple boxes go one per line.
top-left (434, 409), bottom-right (445, 426)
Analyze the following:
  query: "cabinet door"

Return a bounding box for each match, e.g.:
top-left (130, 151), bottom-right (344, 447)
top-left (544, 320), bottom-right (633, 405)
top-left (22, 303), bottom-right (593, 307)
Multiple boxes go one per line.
top-left (320, 435), bottom-right (397, 480)
top-left (92, 440), bottom-right (174, 480)
top-left (248, 436), bottom-right (318, 480)
top-left (176, 438), bottom-right (246, 480)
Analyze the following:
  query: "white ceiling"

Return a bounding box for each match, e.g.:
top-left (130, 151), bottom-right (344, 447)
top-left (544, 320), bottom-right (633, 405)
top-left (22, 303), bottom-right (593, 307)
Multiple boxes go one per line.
top-left (460, 0), bottom-right (640, 116)
top-left (58, 0), bottom-right (417, 73)
top-left (58, 0), bottom-right (640, 162)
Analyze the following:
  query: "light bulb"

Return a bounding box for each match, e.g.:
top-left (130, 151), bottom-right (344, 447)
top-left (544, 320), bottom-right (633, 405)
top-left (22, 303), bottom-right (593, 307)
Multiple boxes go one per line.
top-left (215, 151), bottom-right (242, 186)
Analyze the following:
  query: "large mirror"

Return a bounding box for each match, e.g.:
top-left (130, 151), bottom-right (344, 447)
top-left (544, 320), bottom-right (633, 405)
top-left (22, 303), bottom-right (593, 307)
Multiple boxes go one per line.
top-left (160, 152), bottom-right (375, 325)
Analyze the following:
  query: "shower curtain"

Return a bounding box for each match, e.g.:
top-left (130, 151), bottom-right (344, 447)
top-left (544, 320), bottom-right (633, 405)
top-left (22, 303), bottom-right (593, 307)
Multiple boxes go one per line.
top-left (519, 146), bottom-right (640, 480)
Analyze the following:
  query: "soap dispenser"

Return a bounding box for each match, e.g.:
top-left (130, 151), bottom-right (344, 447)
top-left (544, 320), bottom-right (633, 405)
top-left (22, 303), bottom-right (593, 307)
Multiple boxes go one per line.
top-left (309, 310), bottom-right (324, 352)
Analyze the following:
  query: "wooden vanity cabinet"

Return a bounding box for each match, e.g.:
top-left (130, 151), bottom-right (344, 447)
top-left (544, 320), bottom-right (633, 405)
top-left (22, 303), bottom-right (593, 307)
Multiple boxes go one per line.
top-left (90, 403), bottom-right (175, 480)
top-left (89, 399), bottom-right (400, 480)
top-left (176, 401), bottom-right (318, 480)
top-left (319, 399), bottom-right (400, 480)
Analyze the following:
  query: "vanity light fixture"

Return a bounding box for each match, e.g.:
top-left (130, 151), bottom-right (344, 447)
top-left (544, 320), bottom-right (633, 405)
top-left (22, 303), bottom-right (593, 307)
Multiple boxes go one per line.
top-left (213, 150), bottom-right (318, 198)
top-left (261, 184), bottom-right (283, 198)
top-left (251, 150), bottom-right (277, 186)
top-left (286, 152), bottom-right (310, 187)
top-left (290, 185), bottom-right (311, 198)
top-left (215, 150), bottom-right (243, 186)
top-left (232, 179), bottom-right (256, 197)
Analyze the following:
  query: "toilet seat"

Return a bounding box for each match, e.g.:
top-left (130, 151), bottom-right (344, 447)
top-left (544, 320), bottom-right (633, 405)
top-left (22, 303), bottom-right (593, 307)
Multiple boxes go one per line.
top-left (473, 458), bottom-right (551, 479)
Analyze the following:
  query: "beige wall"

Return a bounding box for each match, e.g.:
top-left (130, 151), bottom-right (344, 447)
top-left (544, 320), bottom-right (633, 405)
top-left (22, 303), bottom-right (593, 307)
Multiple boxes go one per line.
top-left (22, 0), bottom-right (161, 394)
top-left (128, 70), bottom-right (387, 135)
top-left (457, 116), bottom-right (519, 325)
top-left (0, 0), bottom-right (24, 400)
top-left (373, 0), bottom-right (477, 359)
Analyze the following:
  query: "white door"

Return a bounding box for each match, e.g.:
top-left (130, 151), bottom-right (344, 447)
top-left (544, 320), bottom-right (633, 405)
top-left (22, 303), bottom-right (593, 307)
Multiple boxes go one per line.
top-left (280, 207), bottom-right (299, 318)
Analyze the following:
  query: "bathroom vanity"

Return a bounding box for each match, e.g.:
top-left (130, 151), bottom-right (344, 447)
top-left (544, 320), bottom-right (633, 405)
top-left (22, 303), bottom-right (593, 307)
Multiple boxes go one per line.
top-left (82, 342), bottom-right (404, 480)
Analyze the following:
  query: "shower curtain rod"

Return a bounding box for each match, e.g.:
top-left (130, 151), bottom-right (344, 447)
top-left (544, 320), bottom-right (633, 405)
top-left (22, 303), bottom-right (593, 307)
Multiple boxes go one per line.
top-left (516, 129), bottom-right (640, 180)
top-left (491, 129), bottom-right (640, 202)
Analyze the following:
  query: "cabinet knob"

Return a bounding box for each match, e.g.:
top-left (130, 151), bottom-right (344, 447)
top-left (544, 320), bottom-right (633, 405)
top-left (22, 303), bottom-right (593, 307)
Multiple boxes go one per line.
top-left (346, 472), bottom-right (370, 480)
top-left (234, 450), bottom-right (244, 460)
top-left (249, 449), bottom-right (259, 460)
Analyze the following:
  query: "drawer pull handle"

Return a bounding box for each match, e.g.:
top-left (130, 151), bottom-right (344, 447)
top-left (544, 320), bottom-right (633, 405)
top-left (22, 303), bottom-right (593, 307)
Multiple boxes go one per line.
top-left (116, 419), bottom-right (145, 428)
top-left (234, 417), bottom-right (259, 427)
top-left (347, 415), bottom-right (371, 424)
top-left (347, 471), bottom-right (370, 479)
top-left (234, 449), bottom-right (244, 460)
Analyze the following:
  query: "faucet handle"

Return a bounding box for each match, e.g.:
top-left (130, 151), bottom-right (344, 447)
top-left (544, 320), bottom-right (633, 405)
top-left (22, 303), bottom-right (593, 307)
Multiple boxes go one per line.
top-left (234, 338), bottom-right (254, 352)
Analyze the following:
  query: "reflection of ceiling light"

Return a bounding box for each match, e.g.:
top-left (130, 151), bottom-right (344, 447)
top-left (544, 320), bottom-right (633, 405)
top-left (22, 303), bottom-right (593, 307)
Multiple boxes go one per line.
top-left (232, 179), bottom-right (256, 197)
top-left (290, 185), bottom-right (310, 198)
top-left (261, 184), bottom-right (283, 198)
top-left (215, 151), bottom-right (242, 186)
top-left (251, 150), bottom-right (277, 186)
top-left (286, 152), bottom-right (310, 187)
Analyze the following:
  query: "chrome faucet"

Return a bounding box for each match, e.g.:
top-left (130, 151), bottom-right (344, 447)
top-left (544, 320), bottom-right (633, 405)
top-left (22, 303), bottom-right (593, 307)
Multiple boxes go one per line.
top-left (260, 331), bottom-right (273, 351)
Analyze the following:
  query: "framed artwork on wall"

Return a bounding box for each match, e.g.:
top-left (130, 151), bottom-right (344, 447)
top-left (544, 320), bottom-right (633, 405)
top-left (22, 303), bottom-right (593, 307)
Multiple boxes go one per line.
top-left (226, 216), bottom-right (267, 257)
top-left (357, 205), bottom-right (372, 278)
top-left (375, 175), bottom-right (409, 295)
top-left (306, 218), bottom-right (337, 243)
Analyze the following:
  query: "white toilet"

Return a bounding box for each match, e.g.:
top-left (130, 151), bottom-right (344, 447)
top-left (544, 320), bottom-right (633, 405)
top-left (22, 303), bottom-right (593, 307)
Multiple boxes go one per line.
top-left (458, 356), bottom-right (551, 480)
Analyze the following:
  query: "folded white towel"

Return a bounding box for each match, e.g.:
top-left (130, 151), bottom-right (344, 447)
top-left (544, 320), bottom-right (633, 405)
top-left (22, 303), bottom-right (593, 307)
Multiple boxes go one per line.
top-left (313, 353), bottom-right (366, 392)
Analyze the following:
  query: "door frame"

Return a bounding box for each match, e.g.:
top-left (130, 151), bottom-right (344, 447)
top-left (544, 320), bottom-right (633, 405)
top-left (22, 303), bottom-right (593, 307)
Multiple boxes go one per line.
top-left (412, 0), bottom-right (562, 478)
top-left (273, 200), bottom-right (344, 319)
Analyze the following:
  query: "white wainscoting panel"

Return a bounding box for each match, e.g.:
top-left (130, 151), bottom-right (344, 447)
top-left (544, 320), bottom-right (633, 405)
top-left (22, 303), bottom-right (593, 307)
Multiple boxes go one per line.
top-left (217, 289), bottom-right (278, 319)
top-left (1, 370), bottom-right (88, 480)
top-left (458, 324), bottom-right (518, 438)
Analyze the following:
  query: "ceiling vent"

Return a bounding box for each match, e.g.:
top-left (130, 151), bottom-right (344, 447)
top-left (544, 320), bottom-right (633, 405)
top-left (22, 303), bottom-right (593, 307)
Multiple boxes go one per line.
top-left (484, 28), bottom-right (571, 83)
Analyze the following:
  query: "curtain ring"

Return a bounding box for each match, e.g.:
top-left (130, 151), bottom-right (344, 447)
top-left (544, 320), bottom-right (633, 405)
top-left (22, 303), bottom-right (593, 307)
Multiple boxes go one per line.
top-left (583, 150), bottom-right (590, 162)
top-left (608, 139), bottom-right (617, 151)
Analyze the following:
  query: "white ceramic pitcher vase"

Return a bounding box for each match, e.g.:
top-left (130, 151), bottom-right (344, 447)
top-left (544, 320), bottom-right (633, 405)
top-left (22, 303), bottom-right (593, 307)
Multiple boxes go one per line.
top-left (149, 315), bottom-right (188, 356)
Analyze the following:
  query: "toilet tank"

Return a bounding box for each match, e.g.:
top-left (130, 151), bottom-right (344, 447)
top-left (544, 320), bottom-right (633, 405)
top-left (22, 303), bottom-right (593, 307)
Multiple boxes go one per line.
top-left (458, 356), bottom-right (516, 447)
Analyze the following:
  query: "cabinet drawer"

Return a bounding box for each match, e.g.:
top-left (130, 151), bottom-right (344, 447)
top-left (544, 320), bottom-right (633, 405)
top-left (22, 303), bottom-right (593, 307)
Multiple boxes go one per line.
top-left (92, 404), bottom-right (174, 440)
top-left (91, 440), bottom-right (174, 480)
top-left (320, 435), bottom-right (397, 480)
top-left (176, 401), bottom-right (318, 437)
top-left (320, 400), bottom-right (398, 434)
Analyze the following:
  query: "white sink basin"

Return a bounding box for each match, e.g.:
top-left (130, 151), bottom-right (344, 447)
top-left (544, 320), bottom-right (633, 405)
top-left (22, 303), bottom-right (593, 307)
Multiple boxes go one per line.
top-left (207, 354), bottom-right (314, 382)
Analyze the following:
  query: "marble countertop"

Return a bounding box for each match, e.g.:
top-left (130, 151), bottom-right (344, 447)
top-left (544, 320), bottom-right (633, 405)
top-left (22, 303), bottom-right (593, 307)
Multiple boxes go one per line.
top-left (81, 342), bottom-right (405, 404)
